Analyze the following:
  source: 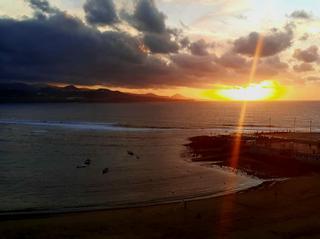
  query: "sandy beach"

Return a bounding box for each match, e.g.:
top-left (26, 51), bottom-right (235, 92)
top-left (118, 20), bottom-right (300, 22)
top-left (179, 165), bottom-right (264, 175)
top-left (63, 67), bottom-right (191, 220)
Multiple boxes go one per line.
top-left (1, 175), bottom-right (320, 239)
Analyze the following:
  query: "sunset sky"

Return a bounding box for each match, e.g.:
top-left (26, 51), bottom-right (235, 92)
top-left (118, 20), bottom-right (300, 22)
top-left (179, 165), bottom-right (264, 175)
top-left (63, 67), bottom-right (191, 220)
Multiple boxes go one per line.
top-left (1, 0), bottom-right (320, 100)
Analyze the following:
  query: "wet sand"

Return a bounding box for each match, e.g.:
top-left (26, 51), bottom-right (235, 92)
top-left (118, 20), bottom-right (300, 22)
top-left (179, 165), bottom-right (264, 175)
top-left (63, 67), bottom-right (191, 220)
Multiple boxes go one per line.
top-left (2, 175), bottom-right (320, 239)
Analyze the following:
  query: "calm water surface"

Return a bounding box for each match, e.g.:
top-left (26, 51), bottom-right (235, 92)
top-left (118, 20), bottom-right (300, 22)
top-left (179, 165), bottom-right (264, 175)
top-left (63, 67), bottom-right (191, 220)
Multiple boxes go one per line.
top-left (0, 102), bottom-right (319, 213)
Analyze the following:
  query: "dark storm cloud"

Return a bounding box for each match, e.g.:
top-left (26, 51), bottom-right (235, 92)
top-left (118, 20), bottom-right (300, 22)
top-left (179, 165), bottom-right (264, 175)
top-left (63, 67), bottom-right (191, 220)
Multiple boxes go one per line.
top-left (0, 12), bottom-right (153, 86)
top-left (217, 52), bottom-right (248, 69)
top-left (129, 0), bottom-right (166, 33)
top-left (293, 63), bottom-right (314, 72)
top-left (233, 25), bottom-right (294, 57)
top-left (27, 0), bottom-right (58, 14)
top-left (171, 54), bottom-right (222, 77)
top-left (84, 0), bottom-right (119, 26)
top-left (0, 0), bottom-right (301, 89)
top-left (0, 4), bottom-right (215, 88)
top-left (189, 39), bottom-right (211, 56)
top-left (293, 45), bottom-right (319, 63)
top-left (122, 0), bottom-right (181, 54)
top-left (289, 10), bottom-right (312, 19)
top-left (143, 33), bottom-right (179, 53)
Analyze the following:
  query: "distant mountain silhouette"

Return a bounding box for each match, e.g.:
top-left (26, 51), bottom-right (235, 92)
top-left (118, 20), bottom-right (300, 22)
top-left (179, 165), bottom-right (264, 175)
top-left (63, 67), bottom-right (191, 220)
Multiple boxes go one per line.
top-left (171, 94), bottom-right (189, 100)
top-left (0, 83), bottom-right (192, 103)
top-left (63, 85), bottom-right (80, 91)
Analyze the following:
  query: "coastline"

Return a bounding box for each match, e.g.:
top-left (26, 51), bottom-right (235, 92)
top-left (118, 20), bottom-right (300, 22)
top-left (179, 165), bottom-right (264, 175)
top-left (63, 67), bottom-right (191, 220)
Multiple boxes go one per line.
top-left (0, 176), bottom-right (263, 218)
top-left (2, 175), bottom-right (320, 238)
top-left (2, 131), bottom-right (320, 238)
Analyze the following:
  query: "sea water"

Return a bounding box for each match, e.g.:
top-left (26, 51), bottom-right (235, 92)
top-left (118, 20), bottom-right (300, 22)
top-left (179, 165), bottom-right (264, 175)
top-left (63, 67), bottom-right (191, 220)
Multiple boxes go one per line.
top-left (0, 102), bottom-right (319, 214)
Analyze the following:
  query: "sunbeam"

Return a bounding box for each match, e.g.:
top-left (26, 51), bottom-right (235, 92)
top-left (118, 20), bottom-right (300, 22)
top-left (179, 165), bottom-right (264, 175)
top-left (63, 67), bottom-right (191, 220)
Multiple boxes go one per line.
top-left (216, 34), bottom-right (264, 238)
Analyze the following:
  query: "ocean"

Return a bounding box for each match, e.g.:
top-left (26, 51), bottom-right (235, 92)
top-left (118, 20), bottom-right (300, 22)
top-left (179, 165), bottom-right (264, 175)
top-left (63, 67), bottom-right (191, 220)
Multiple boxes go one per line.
top-left (0, 101), bottom-right (319, 214)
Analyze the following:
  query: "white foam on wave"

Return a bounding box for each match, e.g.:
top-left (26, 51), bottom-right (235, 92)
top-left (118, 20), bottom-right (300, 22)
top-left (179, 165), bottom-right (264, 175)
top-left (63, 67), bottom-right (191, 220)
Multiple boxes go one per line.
top-left (0, 119), bottom-right (311, 133)
top-left (0, 119), bottom-right (157, 132)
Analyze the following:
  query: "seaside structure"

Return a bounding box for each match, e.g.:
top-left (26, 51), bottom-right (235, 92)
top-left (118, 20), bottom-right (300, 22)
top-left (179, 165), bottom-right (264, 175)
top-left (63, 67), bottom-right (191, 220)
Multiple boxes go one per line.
top-left (247, 133), bottom-right (320, 162)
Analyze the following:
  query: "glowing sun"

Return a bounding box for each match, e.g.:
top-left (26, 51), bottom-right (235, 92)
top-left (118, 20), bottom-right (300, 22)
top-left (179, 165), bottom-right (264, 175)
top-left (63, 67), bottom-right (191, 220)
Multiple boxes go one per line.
top-left (205, 80), bottom-right (286, 101)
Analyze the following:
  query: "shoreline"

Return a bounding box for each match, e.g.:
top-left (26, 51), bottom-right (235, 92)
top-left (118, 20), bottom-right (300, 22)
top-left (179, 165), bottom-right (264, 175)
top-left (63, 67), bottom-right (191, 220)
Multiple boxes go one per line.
top-left (0, 180), bottom-right (275, 222)
top-left (2, 131), bottom-right (320, 238)
top-left (2, 175), bottom-right (320, 238)
top-left (186, 133), bottom-right (320, 178)
top-left (0, 118), bottom-right (317, 133)
top-left (0, 177), bottom-right (265, 219)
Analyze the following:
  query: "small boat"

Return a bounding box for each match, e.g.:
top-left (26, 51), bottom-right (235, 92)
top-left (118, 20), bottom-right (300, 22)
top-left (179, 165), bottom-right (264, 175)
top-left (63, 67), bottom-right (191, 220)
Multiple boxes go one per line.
top-left (102, 168), bottom-right (109, 174)
top-left (84, 159), bottom-right (91, 165)
top-left (127, 150), bottom-right (134, 156)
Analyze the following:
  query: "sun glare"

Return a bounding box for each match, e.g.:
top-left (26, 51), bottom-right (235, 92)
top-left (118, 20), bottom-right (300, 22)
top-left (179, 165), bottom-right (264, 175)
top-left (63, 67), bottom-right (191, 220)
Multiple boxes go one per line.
top-left (207, 80), bottom-right (285, 101)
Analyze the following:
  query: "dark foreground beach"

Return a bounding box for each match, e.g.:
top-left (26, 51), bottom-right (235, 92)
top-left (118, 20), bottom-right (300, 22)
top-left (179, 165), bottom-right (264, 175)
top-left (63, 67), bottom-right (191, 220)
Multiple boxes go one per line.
top-left (2, 132), bottom-right (320, 239)
top-left (2, 176), bottom-right (320, 239)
